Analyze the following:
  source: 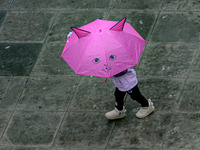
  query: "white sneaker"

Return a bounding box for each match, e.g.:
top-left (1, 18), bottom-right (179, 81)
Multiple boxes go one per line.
top-left (136, 99), bottom-right (155, 119)
top-left (105, 107), bottom-right (126, 120)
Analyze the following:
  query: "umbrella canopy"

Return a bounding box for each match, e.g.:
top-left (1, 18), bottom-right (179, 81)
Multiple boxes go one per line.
top-left (61, 17), bottom-right (146, 78)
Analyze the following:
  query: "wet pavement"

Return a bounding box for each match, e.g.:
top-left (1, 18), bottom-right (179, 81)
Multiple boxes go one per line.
top-left (0, 0), bottom-right (200, 149)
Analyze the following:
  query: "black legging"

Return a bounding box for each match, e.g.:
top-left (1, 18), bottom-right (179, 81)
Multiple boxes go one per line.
top-left (114, 84), bottom-right (149, 110)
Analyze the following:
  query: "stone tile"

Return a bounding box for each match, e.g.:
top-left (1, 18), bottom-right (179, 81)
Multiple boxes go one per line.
top-left (46, 11), bottom-right (104, 43)
top-left (162, 0), bottom-right (200, 11)
top-left (53, 112), bottom-right (114, 148)
top-left (106, 149), bottom-right (156, 150)
top-left (51, 147), bottom-right (103, 150)
top-left (0, 77), bottom-right (27, 110)
top-left (136, 43), bottom-right (198, 77)
top-left (0, 12), bottom-right (55, 42)
top-left (107, 11), bottom-right (158, 40)
top-left (163, 113), bottom-right (200, 149)
top-left (190, 48), bottom-right (200, 78)
top-left (11, 0), bottom-right (111, 10)
top-left (31, 43), bottom-right (74, 76)
top-left (0, 76), bottom-right (11, 100)
top-left (162, 149), bottom-right (193, 150)
top-left (151, 12), bottom-right (200, 42)
top-left (125, 78), bottom-right (185, 113)
top-left (106, 149), bottom-right (161, 150)
top-left (111, 0), bottom-right (163, 10)
top-left (69, 77), bottom-right (115, 111)
top-left (0, 0), bottom-right (11, 9)
top-left (16, 76), bottom-right (81, 111)
top-left (2, 111), bottom-right (64, 146)
top-left (0, 111), bottom-right (12, 138)
top-left (178, 79), bottom-right (200, 112)
top-left (0, 43), bottom-right (42, 76)
top-left (0, 11), bottom-right (7, 27)
top-left (107, 113), bottom-right (172, 149)
top-left (0, 146), bottom-right (49, 150)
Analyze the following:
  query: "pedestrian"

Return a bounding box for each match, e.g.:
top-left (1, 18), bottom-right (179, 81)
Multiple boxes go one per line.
top-left (105, 68), bottom-right (155, 120)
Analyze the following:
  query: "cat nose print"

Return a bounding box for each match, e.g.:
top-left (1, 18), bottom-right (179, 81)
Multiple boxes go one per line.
top-left (104, 64), bottom-right (111, 70)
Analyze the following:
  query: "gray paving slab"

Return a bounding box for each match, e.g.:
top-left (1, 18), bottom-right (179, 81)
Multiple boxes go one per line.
top-left (1, 111), bottom-right (64, 146)
top-left (151, 12), bottom-right (200, 42)
top-left (31, 43), bottom-right (75, 76)
top-left (107, 11), bottom-right (158, 40)
top-left (0, 77), bottom-right (27, 110)
top-left (0, 146), bottom-right (49, 150)
top-left (69, 77), bottom-right (115, 111)
top-left (136, 43), bottom-right (199, 77)
top-left (163, 113), bottom-right (200, 149)
top-left (189, 47), bottom-right (200, 78)
top-left (0, 12), bottom-right (55, 42)
top-left (0, 0), bottom-right (11, 9)
top-left (0, 76), bottom-right (10, 100)
top-left (107, 113), bottom-right (172, 149)
top-left (53, 111), bottom-right (115, 149)
top-left (16, 76), bottom-right (81, 111)
top-left (162, 0), bottom-right (200, 11)
top-left (125, 78), bottom-right (185, 113)
top-left (0, 110), bottom-right (12, 138)
top-left (179, 79), bottom-right (200, 112)
top-left (0, 11), bottom-right (7, 27)
top-left (46, 11), bottom-right (105, 43)
top-left (0, 43), bottom-right (42, 76)
top-left (51, 147), bottom-right (103, 150)
top-left (111, 0), bottom-right (163, 10)
top-left (10, 0), bottom-right (111, 10)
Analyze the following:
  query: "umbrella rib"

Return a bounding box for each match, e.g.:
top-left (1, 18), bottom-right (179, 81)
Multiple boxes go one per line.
top-left (76, 36), bottom-right (94, 74)
top-left (109, 33), bottom-right (140, 65)
top-left (98, 19), bottom-right (109, 78)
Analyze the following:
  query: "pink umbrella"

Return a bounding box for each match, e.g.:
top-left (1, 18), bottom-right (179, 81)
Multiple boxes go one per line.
top-left (61, 17), bottom-right (146, 78)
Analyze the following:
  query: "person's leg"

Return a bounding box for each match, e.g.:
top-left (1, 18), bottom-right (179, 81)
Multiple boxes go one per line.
top-left (105, 88), bottom-right (126, 120)
top-left (128, 85), bottom-right (149, 107)
top-left (114, 87), bottom-right (126, 110)
top-left (128, 85), bottom-right (155, 118)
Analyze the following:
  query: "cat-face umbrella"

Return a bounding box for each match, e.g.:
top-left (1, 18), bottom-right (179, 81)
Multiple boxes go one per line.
top-left (61, 17), bottom-right (146, 78)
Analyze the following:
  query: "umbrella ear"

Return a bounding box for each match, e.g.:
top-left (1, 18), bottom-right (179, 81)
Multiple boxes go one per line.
top-left (110, 17), bottom-right (127, 31)
top-left (71, 27), bottom-right (91, 38)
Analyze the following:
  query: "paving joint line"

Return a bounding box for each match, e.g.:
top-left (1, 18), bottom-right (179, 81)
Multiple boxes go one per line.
top-left (0, 0), bottom-right (14, 34)
top-left (138, 1), bottom-right (164, 63)
top-left (0, 80), bottom-right (14, 140)
top-left (161, 74), bottom-right (189, 148)
top-left (156, 1), bottom-right (179, 149)
top-left (173, 43), bottom-right (200, 113)
top-left (49, 76), bottom-right (83, 149)
top-left (107, 8), bottom-right (160, 13)
top-left (0, 76), bottom-right (12, 140)
top-left (0, 76), bottom-right (11, 105)
top-left (187, 43), bottom-right (200, 79)
top-left (104, 120), bottom-right (116, 150)
top-left (0, 76), bottom-right (29, 140)
top-left (145, 9), bottom-right (162, 44)
top-left (6, 9), bottom-right (60, 13)
top-left (104, 0), bottom-right (113, 19)
top-left (0, 143), bottom-right (50, 149)
top-left (43, 11), bottom-right (59, 44)
top-left (0, 41), bottom-right (44, 44)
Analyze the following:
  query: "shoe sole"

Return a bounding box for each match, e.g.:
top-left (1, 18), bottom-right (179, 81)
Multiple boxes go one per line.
top-left (105, 114), bottom-right (125, 120)
top-left (136, 106), bottom-right (155, 119)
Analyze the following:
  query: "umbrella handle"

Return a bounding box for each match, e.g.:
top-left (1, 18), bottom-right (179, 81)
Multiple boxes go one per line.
top-left (104, 78), bottom-right (108, 82)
